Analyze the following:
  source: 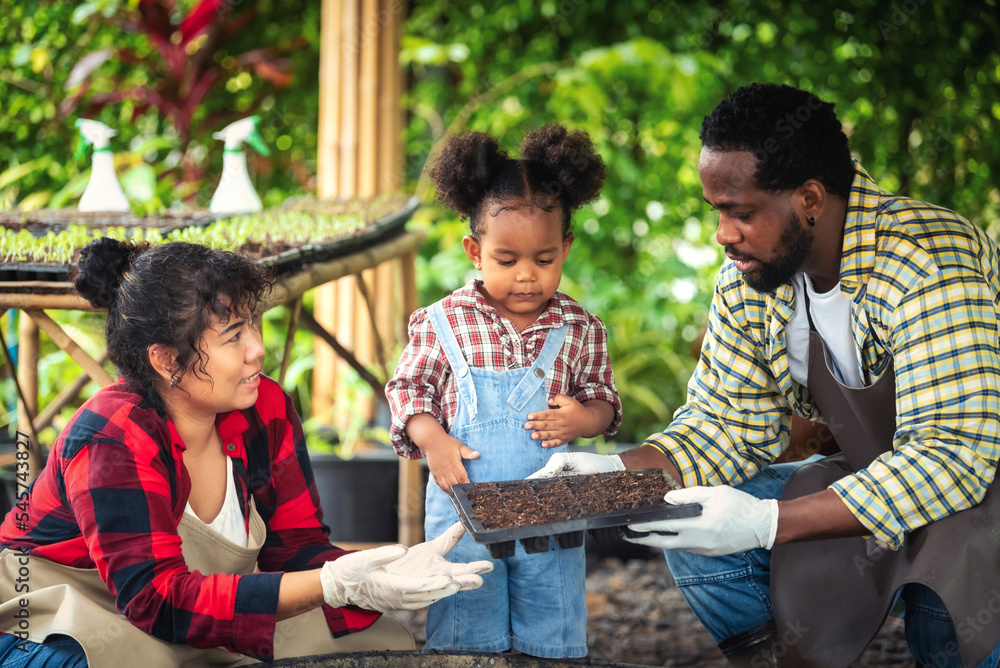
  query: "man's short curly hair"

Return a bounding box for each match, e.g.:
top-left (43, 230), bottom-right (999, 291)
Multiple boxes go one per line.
top-left (700, 83), bottom-right (855, 200)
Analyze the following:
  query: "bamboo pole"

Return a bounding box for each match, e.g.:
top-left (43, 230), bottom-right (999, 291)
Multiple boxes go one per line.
top-left (16, 311), bottom-right (44, 481)
top-left (314, 0), bottom-right (360, 420)
top-left (397, 247), bottom-right (423, 546)
top-left (374, 261), bottom-right (397, 366)
top-left (0, 293), bottom-right (92, 310)
top-left (333, 272), bottom-right (355, 417)
top-left (278, 298), bottom-right (302, 387)
top-left (339, 0), bottom-right (360, 198)
top-left (357, 267), bottom-right (388, 374)
top-left (17, 313), bottom-right (39, 434)
top-left (317, 0), bottom-right (342, 198)
top-left (353, 271), bottom-right (377, 360)
top-left (357, 0), bottom-right (378, 198)
top-left (312, 286), bottom-right (339, 415)
top-left (373, 0), bottom-right (417, 543)
top-left (24, 310), bottom-right (114, 388)
top-left (313, 0), bottom-right (420, 542)
top-left (401, 250), bottom-right (418, 324)
top-left (315, 0), bottom-right (344, 418)
top-left (352, 269), bottom-right (376, 426)
top-left (33, 351), bottom-right (109, 433)
top-left (378, 0), bottom-right (403, 193)
top-left (398, 457), bottom-right (424, 546)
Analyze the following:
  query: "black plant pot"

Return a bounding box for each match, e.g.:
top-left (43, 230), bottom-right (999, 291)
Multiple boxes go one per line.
top-left (309, 449), bottom-right (403, 543)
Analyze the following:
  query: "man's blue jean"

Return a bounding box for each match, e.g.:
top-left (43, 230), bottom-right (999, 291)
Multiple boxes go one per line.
top-left (662, 460), bottom-right (1000, 667)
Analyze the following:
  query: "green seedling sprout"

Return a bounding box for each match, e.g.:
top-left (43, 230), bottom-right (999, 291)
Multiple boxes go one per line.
top-left (1, 196), bottom-right (400, 271)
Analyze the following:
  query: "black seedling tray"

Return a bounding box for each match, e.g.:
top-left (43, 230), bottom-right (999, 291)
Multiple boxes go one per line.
top-left (256, 196), bottom-right (418, 277)
top-left (0, 262), bottom-right (73, 283)
top-left (0, 208), bottom-right (220, 236)
top-left (449, 470), bottom-right (701, 559)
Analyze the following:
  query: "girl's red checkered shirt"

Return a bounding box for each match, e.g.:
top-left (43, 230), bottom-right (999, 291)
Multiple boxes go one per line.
top-left (386, 280), bottom-right (621, 458)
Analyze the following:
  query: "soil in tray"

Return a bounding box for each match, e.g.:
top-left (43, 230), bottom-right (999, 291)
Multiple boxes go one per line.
top-left (466, 470), bottom-right (680, 530)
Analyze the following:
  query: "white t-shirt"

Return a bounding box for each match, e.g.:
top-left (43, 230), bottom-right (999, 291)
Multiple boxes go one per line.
top-left (786, 272), bottom-right (864, 389)
top-left (184, 455), bottom-right (248, 548)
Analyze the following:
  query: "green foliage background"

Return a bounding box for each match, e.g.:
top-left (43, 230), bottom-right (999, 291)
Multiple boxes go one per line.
top-left (2, 0), bottom-right (999, 444)
top-left (401, 0), bottom-right (1000, 442)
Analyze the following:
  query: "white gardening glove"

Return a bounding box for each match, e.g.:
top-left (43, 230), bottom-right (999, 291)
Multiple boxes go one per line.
top-left (625, 485), bottom-right (779, 557)
top-left (526, 452), bottom-right (625, 479)
top-left (383, 522), bottom-right (493, 591)
top-left (320, 544), bottom-right (460, 612)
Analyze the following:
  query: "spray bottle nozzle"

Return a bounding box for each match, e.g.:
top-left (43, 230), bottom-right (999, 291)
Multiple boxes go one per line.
top-left (74, 119), bottom-right (117, 160)
top-left (213, 115), bottom-right (271, 156)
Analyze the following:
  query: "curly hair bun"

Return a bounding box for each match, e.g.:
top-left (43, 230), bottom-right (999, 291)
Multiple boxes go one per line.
top-left (521, 124), bottom-right (606, 211)
top-left (429, 132), bottom-right (510, 218)
top-left (73, 237), bottom-right (149, 310)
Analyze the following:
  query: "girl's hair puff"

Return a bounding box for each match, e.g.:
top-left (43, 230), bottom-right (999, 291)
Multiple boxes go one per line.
top-left (429, 123), bottom-right (605, 238)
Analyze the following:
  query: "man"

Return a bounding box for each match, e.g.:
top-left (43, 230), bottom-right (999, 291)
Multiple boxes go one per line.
top-left (531, 83), bottom-right (1000, 667)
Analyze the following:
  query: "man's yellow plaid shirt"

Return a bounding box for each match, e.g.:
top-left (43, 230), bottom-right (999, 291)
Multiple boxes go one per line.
top-left (644, 164), bottom-right (1000, 550)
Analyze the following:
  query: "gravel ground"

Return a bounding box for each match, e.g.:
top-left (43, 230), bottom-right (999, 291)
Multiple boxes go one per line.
top-left (387, 547), bottom-right (915, 667)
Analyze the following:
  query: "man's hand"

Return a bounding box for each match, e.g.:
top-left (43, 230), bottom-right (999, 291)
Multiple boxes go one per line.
top-left (425, 434), bottom-right (479, 493)
top-left (625, 485), bottom-right (779, 557)
top-left (527, 451), bottom-right (625, 479)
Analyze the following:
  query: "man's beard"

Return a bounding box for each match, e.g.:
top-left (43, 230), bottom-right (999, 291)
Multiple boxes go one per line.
top-left (731, 209), bottom-right (813, 294)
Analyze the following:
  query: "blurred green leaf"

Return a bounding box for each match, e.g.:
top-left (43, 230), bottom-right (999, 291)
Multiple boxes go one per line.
top-left (0, 157), bottom-right (52, 191)
top-left (119, 163), bottom-right (156, 202)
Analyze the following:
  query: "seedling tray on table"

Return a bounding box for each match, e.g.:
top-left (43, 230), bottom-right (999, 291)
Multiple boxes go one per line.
top-left (0, 195), bottom-right (419, 291)
top-left (0, 208), bottom-right (220, 288)
top-left (258, 196), bottom-right (418, 277)
top-left (0, 208), bottom-right (219, 236)
top-left (449, 469), bottom-right (700, 559)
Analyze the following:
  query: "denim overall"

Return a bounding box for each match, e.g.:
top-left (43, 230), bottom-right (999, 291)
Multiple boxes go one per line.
top-left (423, 301), bottom-right (587, 658)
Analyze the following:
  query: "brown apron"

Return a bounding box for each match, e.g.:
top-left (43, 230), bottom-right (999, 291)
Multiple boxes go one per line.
top-left (771, 330), bottom-right (1000, 667)
top-left (0, 499), bottom-right (413, 667)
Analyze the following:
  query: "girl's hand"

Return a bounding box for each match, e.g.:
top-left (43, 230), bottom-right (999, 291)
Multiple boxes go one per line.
top-left (424, 434), bottom-right (479, 493)
top-left (525, 394), bottom-right (598, 448)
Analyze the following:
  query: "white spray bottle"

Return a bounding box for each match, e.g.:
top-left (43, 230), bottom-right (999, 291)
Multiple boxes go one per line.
top-left (75, 119), bottom-right (131, 212)
top-left (210, 116), bottom-right (270, 214)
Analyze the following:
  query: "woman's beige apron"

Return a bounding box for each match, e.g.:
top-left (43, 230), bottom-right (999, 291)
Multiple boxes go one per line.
top-left (0, 499), bottom-right (413, 667)
top-left (771, 330), bottom-right (1000, 667)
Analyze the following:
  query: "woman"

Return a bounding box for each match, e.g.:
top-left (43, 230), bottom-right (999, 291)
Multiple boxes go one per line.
top-left (0, 239), bottom-right (491, 667)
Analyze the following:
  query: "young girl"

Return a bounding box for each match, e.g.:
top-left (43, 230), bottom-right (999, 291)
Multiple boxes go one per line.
top-left (385, 124), bottom-right (621, 658)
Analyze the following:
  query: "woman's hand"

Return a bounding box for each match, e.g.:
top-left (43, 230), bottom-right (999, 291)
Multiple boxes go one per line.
top-left (524, 395), bottom-right (613, 447)
top-left (319, 523), bottom-right (492, 612)
top-left (383, 522), bottom-right (492, 590)
top-left (320, 545), bottom-right (457, 611)
top-left (425, 434), bottom-right (479, 494)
